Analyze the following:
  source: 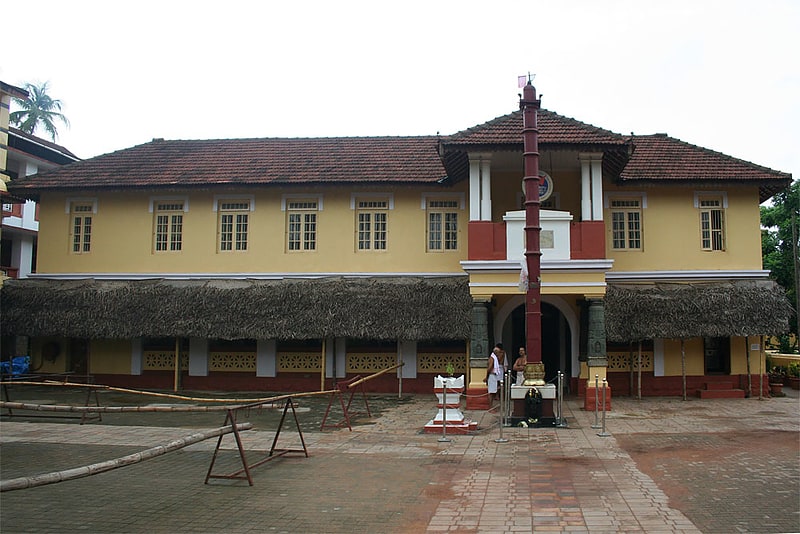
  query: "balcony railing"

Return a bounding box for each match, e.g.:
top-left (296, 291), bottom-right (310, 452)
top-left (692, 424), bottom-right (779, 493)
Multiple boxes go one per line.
top-left (467, 210), bottom-right (605, 261)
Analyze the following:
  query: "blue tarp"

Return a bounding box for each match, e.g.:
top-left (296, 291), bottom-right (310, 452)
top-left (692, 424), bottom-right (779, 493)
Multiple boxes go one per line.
top-left (0, 356), bottom-right (30, 376)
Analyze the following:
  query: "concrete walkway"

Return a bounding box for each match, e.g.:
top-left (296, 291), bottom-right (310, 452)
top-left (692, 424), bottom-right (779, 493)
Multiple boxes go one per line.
top-left (1, 387), bottom-right (798, 533)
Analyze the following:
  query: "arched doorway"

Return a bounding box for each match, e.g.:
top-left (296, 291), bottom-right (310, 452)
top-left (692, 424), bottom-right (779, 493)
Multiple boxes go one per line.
top-left (497, 297), bottom-right (576, 384)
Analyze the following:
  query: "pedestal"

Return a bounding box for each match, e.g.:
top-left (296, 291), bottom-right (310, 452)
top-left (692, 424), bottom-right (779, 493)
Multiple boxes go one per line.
top-left (584, 385), bottom-right (612, 411)
top-left (509, 384), bottom-right (556, 426)
top-left (424, 375), bottom-right (477, 434)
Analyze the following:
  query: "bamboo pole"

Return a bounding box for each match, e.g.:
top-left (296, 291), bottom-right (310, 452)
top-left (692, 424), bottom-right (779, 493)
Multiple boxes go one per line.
top-left (173, 338), bottom-right (180, 392)
top-left (397, 348), bottom-right (402, 400)
top-left (347, 363), bottom-right (404, 388)
top-left (0, 390), bottom-right (338, 414)
top-left (637, 340), bottom-right (642, 401)
top-left (0, 381), bottom-right (335, 404)
top-left (320, 339), bottom-right (326, 392)
top-left (681, 338), bottom-right (687, 401)
top-left (745, 335), bottom-right (752, 398)
top-left (629, 342), bottom-right (634, 398)
top-left (759, 335), bottom-right (764, 400)
top-left (0, 423), bottom-right (253, 492)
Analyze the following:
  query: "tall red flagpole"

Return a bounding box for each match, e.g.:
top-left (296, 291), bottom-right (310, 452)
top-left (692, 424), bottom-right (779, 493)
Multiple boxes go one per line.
top-left (521, 81), bottom-right (542, 365)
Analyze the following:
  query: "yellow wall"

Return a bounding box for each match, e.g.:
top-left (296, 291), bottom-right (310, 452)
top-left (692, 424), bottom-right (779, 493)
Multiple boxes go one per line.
top-left (28, 337), bottom-right (68, 374)
top-left (660, 336), bottom-right (764, 376)
top-left (605, 186), bottom-right (763, 272)
top-left (36, 186), bottom-right (468, 274)
top-left (90, 339), bottom-right (132, 374)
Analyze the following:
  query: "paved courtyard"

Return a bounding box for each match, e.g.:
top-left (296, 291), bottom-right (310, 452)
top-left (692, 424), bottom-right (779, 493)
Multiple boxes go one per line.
top-left (0, 384), bottom-right (798, 533)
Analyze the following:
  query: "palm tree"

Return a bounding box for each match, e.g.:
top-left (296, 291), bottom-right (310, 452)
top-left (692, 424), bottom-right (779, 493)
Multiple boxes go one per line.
top-left (9, 81), bottom-right (70, 141)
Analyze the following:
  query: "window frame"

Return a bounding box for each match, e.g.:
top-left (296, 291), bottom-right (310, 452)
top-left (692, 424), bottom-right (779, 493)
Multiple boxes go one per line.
top-left (352, 193), bottom-right (393, 252)
top-left (214, 195), bottom-right (253, 253)
top-left (282, 194), bottom-right (322, 252)
top-left (422, 193), bottom-right (464, 252)
top-left (150, 196), bottom-right (188, 253)
top-left (68, 199), bottom-right (96, 254)
top-left (608, 195), bottom-right (644, 251)
top-left (694, 192), bottom-right (727, 251)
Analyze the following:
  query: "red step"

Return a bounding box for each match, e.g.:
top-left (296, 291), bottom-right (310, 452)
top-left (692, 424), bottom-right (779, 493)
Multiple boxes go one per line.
top-left (705, 382), bottom-right (735, 391)
top-left (695, 388), bottom-right (745, 399)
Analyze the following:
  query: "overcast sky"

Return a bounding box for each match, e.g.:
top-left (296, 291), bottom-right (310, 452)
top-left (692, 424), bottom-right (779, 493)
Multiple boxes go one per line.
top-left (3, 0), bottom-right (797, 186)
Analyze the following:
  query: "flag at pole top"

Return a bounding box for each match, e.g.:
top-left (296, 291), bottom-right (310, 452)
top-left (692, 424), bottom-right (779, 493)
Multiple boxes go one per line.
top-left (518, 73), bottom-right (536, 88)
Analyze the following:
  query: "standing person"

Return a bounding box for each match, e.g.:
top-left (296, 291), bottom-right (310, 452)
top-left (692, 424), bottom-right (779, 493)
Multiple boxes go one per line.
top-left (484, 343), bottom-right (506, 406)
top-left (513, 347), bottom-right (528, 386)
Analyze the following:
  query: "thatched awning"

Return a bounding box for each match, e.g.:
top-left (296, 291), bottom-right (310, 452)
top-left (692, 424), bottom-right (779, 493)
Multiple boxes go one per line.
top-left (0, 277), bottom-right (472, 341)
top-left (605, 280), bottom-right (793, 342)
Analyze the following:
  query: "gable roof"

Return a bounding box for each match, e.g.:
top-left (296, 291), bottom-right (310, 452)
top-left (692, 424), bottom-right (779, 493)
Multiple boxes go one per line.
top-left (6, 107), bottom-right (791, 201)
top-left (8, 136), bottom-right (447, 196)
top-left (9, 127), bottom-right (80, 165)
top-left (0, 80), bottom-right (28, 100)
top-left (622, 134), bottom-right (791, 202)
top-left (443, 108), bottom-right (629, 148)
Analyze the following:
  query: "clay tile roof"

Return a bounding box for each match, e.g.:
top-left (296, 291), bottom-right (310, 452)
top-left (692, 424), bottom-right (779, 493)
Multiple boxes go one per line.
top-left (8, 136), bottom-right (447, 195)
top-left (0, 80), bottom-right (28, 100)
top-left (9, 127), bottom-right (80, 162)
top-left (621, 134), bottom-right (792, 201)
top-left (443, 109), bottom-right (628, 147)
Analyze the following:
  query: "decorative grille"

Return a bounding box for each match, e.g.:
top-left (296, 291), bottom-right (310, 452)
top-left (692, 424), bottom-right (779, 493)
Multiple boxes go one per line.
top-left (607, 351), bottom-right (653, 371)
top-left (278, 352), bottom-right (322, 372)
top-left (416, 353), bottom-right (467, 374)
top-left (346, 353), bottom-right (397, 373)
top-left (143, 351), bottom-right (189, 371)
top-left (210, 352), bottom-right (256, 371)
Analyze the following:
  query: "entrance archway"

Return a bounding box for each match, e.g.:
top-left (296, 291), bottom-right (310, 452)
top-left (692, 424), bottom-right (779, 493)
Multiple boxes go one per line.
top-left (494, 296), bottom-right (578, 381)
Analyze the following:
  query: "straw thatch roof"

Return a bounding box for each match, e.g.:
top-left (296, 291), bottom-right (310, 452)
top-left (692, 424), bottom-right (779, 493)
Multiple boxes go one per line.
top-left (605, 280), bottom-right (793, 342)
top-left (0, 277), bottom-right (472, 341)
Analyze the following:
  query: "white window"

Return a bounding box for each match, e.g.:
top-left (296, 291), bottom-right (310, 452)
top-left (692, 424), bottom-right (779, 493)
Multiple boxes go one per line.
top-left (427, 198), bottom-right (459, 251)
top-left (610, 198), bottom-right (642, 250)
top-left (70, 201), bottom-right (93, 254)
top-left (287, 200), bottom-right (318, 251)
top-left (698, 196), bottom-right (725, 251)
top-left (356, 199), bottom-right (388, 250)
top-left (154, 201), bottom-right (184, 252)
top-left (218, 200), bottom-right (250, 252)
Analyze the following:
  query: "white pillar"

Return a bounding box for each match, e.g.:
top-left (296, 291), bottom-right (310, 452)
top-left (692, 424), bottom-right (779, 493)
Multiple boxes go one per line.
top-left (591, 156), bottom-right (604, 221)
top-left (130, 338), bottom-right (143, 375)
top-left (480, 158), bottom-right (492, 221)
top-left (469, 158), bottom-right (481, 221)
top-left (188, 337), bottom-right (208, 376)
top-left (580, 155), bottom-right (592, 220)
top-left (335, 338), bottom-right (347, 378)
top-left (325, 336), bottom-right (335, 378)
top-left (398, 340), bottom-right (418, 378)
top-left (653, 339), bottom-right (665, 377)
top-left (256, 339), bottom-right (277, 377)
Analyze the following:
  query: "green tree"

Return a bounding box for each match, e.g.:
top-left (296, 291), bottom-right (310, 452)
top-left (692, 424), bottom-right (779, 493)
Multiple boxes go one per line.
top-left (9, 81), bottom-right (70, 141)
top-left (761, 180), bottom-right (799, 344)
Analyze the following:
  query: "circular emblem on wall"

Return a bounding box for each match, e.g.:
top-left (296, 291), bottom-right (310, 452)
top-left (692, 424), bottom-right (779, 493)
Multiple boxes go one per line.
top-left (521, 171), bottom-right (554, 202)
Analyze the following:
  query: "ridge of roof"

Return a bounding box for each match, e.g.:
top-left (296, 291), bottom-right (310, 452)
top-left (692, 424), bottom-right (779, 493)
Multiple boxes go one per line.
top-left (443, 108), bottom-right (629, 146)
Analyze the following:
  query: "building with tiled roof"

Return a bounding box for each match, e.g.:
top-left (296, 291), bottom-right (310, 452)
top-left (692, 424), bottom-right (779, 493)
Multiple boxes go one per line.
top-left (1, 85), bottom-right (792, 409)
top-left (2, 80), bottom-right (80, 285)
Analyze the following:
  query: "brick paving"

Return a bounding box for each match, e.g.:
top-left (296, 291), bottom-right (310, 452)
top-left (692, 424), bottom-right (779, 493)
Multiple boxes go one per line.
top-left (0, 386), bottom-right (797, 533)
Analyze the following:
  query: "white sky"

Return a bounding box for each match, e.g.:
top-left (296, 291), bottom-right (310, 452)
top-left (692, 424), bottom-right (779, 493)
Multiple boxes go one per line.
top-left (3, 0), bottom-right (798, 185)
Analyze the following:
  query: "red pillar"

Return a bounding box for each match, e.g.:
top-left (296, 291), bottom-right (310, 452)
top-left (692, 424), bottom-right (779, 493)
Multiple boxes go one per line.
top-left (520, 82), bottom-right (542, 364)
